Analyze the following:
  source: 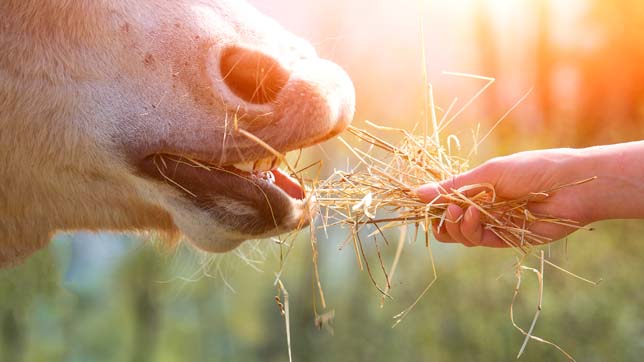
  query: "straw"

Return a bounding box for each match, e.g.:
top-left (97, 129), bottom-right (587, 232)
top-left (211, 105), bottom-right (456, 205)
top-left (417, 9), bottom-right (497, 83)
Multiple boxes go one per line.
top-left (313, 118), bottom-right (597, 360)
top-left (316, 122), bottom-right (596, 253)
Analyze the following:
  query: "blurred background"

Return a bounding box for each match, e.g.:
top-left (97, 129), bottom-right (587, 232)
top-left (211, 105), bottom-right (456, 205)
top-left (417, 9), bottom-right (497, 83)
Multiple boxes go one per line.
top-left (2, 0), bottom-right (643, 361)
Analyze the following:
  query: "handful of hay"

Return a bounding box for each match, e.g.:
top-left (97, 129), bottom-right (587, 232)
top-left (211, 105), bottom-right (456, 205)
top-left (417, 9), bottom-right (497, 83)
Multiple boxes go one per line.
top-left (309, 120), bottom-right (595, 362)
top-left (315, 122), bottom-right (593, 253)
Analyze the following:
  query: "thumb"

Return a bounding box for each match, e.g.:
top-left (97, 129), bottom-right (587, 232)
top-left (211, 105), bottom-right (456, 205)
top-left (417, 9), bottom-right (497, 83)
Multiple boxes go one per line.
top-left (415, 165), bottom-right (495, 203)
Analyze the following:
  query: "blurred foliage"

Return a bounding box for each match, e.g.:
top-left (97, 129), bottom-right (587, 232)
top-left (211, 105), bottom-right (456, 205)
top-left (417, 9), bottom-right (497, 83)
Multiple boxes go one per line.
top-left (1, 221), bottom-right (643, 362)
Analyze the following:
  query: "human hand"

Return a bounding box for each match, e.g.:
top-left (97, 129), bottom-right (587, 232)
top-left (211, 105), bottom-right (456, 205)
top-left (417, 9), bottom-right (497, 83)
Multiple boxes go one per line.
top-left (415, 148), bottom-right (599, 247)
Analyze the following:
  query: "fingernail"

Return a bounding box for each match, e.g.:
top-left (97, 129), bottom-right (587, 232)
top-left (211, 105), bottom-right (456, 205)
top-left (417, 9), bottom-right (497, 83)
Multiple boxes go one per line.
top-left (446, 205), bottom-right (461, 221)
top-left (444, 209), bottom-right (454, 223)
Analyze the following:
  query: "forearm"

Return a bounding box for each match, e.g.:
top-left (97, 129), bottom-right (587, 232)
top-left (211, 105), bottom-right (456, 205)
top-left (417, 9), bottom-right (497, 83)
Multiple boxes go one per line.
top-left (578, 141), bottom-right (644, 222)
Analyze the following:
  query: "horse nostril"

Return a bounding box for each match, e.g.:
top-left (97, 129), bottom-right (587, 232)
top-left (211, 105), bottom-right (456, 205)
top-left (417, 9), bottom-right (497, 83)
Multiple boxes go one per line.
top-left (219, 46), bottom-right (290, 105)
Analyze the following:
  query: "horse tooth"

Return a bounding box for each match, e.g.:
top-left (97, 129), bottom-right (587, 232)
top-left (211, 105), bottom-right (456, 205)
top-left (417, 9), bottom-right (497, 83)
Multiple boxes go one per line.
top-left (253, 157), bottom-right (278, 172)
top-left (232, 161), bottom-right (254, 173)
top-left (271, 156), bottom-right (283, 169)
top-left (233, 156), bottom-right (280, 173)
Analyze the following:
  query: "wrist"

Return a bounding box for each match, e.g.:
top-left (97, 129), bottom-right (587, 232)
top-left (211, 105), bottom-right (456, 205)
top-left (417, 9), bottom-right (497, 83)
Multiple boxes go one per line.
top-left (574, 142), bottom-right (644, 222)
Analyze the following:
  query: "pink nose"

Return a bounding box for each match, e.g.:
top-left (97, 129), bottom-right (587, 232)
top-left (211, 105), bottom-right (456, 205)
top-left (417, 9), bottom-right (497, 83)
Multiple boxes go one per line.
top-left (219, 46), bottom-right (290, 104)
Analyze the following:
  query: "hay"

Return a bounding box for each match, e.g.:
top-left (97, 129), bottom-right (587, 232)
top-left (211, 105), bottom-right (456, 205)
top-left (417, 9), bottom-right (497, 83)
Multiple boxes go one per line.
top-left (309, 99), bottom-right (596, 361)
top-left (315, 121), bottom-right (595, 253)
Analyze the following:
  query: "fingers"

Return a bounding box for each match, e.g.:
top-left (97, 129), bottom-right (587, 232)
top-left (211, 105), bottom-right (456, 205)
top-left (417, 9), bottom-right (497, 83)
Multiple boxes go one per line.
top-left (431, 205), bottom-right (508, 248)
top-left (416, 181), bottom-right (451, 204)
top-left (415, 178), bottom-right (463, 204)
top-left (417, 161), bottom-right (508, 248)
top-left (415, 164), bottom-right (497, 203)
top-left (432, 219), bottom-right (454, 244)
top-left (460, 206), bottom-right (483, 244)
top-left (431, 205), bottom-right (468, 245)
top-left (444, 205), bottom-right (470, 246)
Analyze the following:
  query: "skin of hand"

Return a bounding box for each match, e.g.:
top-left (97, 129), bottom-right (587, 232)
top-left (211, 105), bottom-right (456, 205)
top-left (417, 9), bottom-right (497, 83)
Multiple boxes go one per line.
top-left (415, 141), bottom-right (644, 248)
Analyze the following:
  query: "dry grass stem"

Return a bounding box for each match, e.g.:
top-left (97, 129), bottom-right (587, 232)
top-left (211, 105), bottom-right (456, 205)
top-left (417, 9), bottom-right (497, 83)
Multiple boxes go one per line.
top-left (276, 278), bottom-right (293, 362)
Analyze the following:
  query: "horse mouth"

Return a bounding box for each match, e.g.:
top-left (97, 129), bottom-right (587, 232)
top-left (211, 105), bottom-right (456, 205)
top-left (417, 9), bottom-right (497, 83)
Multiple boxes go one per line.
top-left (137, 153), bottom-right (312, 237)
